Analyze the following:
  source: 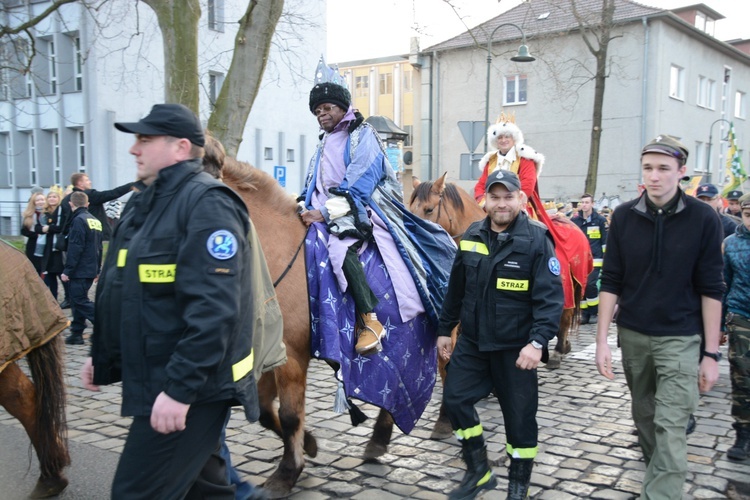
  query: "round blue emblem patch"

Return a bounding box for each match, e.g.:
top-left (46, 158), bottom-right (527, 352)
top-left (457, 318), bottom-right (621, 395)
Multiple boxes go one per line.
top-left (548, 257), bottom-right (561, 276)
top-left (207, 230), bottom-right (237, 260)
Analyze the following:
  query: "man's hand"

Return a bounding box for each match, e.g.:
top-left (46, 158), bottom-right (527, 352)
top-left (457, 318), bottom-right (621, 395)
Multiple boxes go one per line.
top-left (300, 209), bottom-right (325, 226)
top-left (595, 341), bottom-right (615, 380)
top-left (698, 357), bottom-right (719, 392)
top-left (437, 336), bottom-right (453, 361)
top-left (516, 343), bottom-right (542, 370)
top-left (81, 357), bottom-right (100, 391)
top-left (60, 273), bottom-right (69, 282)
top-left (150, 392), bottom-right (190, 434)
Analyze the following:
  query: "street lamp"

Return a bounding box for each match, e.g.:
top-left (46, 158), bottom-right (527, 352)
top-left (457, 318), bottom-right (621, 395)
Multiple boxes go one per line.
top-left (484, 23), bottom-right (535, 152)
top-left (706, 118), bottom-right (730, 184)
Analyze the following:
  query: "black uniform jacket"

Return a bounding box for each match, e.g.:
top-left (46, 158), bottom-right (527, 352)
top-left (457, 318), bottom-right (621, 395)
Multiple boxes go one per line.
top-left (572, 209), bottom-right (608, 263)
top-left (60, 182), bottom-right (134, 243)
top-left (437, 213), bottom-right (564, 351)
top-left (63, 207), bottom-right (102, 279)
top-left (91, 159), bottom-right (259, 421)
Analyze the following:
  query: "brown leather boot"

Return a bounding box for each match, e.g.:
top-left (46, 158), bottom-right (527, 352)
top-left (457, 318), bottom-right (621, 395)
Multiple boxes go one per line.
top-left (355, 312), bottom-right (384, 355)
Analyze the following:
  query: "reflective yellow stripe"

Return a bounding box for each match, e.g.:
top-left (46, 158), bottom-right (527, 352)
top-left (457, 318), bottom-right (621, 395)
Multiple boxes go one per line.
top-left (455, 423), bottom-right (483, 441)
top-left (138, 264), bottom-right (176, 283)
top-left (593, 258), bottom-right (603, 267)
top-left (586, 226), bottom-right (601, 239)
top-left (497, 278), bottom-right (529, 291)
top-left (232, 349), bottom-right (254, 381)
top-left (506, 443), bottom-right (538, 459)
top-left (459, 240), bottom-right (489, 255)
top-left (87, 218), bottom-right (103, 231)
top-left (476, 470), bottom-right (493, 487)
top-left (586, 297), bottom-right (600, 307)
top-left (580, 301), bottom-right (589, 310)
top-left (117, 249), bottom-right (128, 267)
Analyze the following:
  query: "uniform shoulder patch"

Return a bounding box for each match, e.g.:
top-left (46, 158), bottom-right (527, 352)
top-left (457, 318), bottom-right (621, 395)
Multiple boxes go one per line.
top-left (548, 256), bottom-right (561, 276)
top-left (207, 230), bottom-right (238, 260)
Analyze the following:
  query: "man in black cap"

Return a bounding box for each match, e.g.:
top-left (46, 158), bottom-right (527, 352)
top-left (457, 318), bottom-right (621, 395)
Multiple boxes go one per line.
top-left (596, 135), bottom-right (725, 499)
top-left (80, 103), bottom-right (259, 499)
top-left (695, 182), bottom-right (740, 238)
top-left (726, 189), bottom-right (744, 217)
top-left (437, 170), bottom-right (563, 499)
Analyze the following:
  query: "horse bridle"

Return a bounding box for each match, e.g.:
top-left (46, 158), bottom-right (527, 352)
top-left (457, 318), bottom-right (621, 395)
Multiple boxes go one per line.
top-left (273, 233), bottom-right (306, 288)
top-left (435, 192), bottom-right (464, 241)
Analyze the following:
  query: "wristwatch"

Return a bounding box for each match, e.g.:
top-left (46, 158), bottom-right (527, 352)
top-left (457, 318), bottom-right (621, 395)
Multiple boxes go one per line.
top-left (530, 340), bottom-right (543, 350)
top-left (702, 350), bottom-right (722, 362)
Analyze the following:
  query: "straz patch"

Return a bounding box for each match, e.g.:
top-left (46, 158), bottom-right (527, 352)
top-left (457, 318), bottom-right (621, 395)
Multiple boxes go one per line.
top-left (548, 257), bottom-right (561, 276)
top-left (139, 264), bottom-right (176, 283)
top-left (87, 218), bottom-right (103, 231)
top-left (207, 230), bottom-right (237, 260)
top-left (497, 278), bottom-right (529, 291)
top-left (586, 226), bottom-right (601, 239)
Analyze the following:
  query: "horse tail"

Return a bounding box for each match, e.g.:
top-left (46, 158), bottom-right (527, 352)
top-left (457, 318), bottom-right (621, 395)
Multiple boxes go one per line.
top-left (26, 336), bottom-right (70, 478)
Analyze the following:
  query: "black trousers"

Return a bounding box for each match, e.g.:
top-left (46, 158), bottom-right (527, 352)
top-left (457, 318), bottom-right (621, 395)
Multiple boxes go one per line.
top-left (69, 278), bottom-right (95, 335)
top-left (444, 335), bottom-right (539, 456)
top-left (342, 242), bottom-right (378, 313)
top-left (112, 400), bottom-right (234, 500)
top-left (582, 267), bottom-right (601, 315)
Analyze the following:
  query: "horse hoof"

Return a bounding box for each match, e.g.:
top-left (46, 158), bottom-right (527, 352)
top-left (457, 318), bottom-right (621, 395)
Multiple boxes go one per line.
top-left (303, 430), bottom-right (318, 458)
top-left (29, 475), bottom-right (69, 499)
top-left (363, 441), bottom-right (387, 460)
top-left (546, 353), bottom-right (561, 370)
top-left (263, 468), bottom-right (300, 498)
top-left (430, 417), bottom-right (453, 441)
top-left (562, 341), bottom-right (572, 355)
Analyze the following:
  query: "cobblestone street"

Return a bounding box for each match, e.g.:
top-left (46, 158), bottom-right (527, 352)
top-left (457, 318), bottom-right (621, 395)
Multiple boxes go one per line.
top-left (2, 320), bottom-right (749, 499)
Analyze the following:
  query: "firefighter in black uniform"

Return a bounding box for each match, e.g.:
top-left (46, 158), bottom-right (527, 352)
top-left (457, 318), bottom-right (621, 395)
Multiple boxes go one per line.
top-left (80, 104), bottom-right (258, 499)
top-left (572, 193), bottom-right (608, 324)
top-left (437, 170), bottom-right (564, 500)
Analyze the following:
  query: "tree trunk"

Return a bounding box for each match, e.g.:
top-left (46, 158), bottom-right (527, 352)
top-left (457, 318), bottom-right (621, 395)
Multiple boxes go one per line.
top-left (142, 0), bottom-right (201, 112)
top-left (208, 0), bottom-right (284, 156)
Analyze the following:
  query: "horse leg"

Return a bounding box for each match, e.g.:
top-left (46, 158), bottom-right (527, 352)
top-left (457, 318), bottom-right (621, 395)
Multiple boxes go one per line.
top-left (547, 309), bottom-right (573, 370)
top-left (262, 352), bottom-right (315, 496)
top-left (0, 362), bottom-right (69, 498)
top-left (364, 409), bottom-right (394, 460)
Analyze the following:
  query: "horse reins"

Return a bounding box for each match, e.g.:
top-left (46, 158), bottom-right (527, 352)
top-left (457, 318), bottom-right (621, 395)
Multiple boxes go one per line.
top-left (273, 233), bottom-right (306, 288)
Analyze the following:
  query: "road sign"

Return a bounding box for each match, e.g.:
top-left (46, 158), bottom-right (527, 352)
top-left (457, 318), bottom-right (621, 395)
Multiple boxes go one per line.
top-left (274, 166), bottom-right (286, 187)
top-left (458, 121), bottom-right (487, 153)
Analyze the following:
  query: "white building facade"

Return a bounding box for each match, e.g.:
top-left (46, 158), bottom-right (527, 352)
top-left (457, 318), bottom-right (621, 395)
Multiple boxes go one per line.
top-left (0, 0), bottom-right (326, 234)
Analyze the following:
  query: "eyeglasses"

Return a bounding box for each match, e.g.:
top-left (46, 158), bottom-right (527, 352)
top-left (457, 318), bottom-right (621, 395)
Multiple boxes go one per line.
top-left (314, 104), bottom-right (338, 117)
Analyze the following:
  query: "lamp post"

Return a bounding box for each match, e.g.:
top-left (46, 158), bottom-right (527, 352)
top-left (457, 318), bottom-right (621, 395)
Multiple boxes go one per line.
top-left (484, 23), bottom-right (535, 152)
top-left (706, 118), bottom-right (730, 184)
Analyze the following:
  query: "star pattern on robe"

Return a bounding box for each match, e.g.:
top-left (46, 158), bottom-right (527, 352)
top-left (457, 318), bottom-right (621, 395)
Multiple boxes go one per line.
top-left (379, 381), bottom-right (392, 404)
top-left (323, 288), bottom-right (337, 313)
top-left (352, 353), bottom-right (372, 374)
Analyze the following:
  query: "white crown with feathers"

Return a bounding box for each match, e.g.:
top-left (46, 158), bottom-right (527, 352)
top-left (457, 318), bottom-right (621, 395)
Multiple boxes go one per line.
top-left (479, 113), bottom-right (545, 175)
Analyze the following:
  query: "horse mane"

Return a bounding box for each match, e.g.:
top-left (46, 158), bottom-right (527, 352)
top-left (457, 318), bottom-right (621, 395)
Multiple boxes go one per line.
top-left (222, 156), bottom-right (298, 214)
top-left (409, 180), bottom-right (467, 214)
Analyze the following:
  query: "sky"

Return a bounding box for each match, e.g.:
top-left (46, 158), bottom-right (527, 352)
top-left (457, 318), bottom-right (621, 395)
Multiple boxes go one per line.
top-left (327, 0), bottom-right (750, 63)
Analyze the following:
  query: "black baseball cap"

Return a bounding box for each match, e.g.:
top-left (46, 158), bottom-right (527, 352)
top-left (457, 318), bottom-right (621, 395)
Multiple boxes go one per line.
top-left (726, 190), bottom-right (744, 201)
top-left (696, 183), bottom-right (719, 198)
top-left (115, 104), bottom-right (205, 147)
top-left (642, 134), bottom-right (688, 166)
top-left (486, 170), bottom-right (521, 193)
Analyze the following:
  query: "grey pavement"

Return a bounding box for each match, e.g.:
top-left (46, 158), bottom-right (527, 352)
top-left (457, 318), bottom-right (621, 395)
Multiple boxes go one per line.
top-left (2, 317), bottom-right (749, 499)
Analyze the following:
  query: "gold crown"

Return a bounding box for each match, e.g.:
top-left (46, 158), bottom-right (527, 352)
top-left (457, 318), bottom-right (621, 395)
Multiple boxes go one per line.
top-left (496, 112), bottom-right (516, 125)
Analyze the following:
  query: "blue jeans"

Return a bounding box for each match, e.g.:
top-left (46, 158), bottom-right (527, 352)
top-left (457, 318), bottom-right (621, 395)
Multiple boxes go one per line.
top-left (220, 411), bottom-right (254, 500)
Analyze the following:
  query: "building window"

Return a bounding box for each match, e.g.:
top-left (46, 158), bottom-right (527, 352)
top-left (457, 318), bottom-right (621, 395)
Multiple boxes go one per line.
top-left (77, 129), bottom-right (86, 172)
top-left (504, 74), bottom-right (527, 105)
top-left (208, 0), bottom-right (224, 32)
top-left (264, 147), bottom-right (273, 161)
top-left (669, 65), bottom-right (684, 100)
top-left (49, 39), bottom-right (57, 94)
top-left (286, 149), bottom-right (294, 162)
top-left (74, 36), bottom-right (83, 91)
top-left (208, 72), bottom-right (224, 110)
top-left (694, 141), bottom-right (706, 172)
top-left (355, 75), bottom-right (368, 98)
top-left (736, 91), bottom-right (746, 119)
top-left (25, 71), bottom-right (33, 98)
top-left (403, 125), bottom-right (413, 147)
top-left (28, 133), bottom-right (37, 185)
top-left (694, 11), bottom-right (715, 36)
top-left (52, 131), bottom-right (61, 185)
top-left (0, 67), bottom-right (9, 101)
top-left (379, 72), bottom-right (392, 95)
top-left (6, 138), bottom-right (13, 186)
top-left (697, 76), bottom-right (715, 109)
top-left (403, 70), bottom-right (412, 92)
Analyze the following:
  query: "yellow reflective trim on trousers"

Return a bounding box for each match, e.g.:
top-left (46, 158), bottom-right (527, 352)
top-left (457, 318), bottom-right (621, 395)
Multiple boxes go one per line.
top-left (506, 443), bottom-right (538, 459)
top-left (455, 423), bottom-right (483, 440)
top-left (138, 264), bottom-right (176, 283)
top-left (117, 249), bottom-right (128, 267)
top-left (232, 350), bottom-right (254, 381)
top-left (580, 301), bottom-right (589, 309)
top-left (586, 297), bottom-right (600, 307)
top-left (459, 240), bottom-right (489, 255)
top-left (497, 278), bottom-right (529, 291)
top-left (476, 470), bottom-right (493, 487)
top-left (593, 258), bottom-right (603, 267)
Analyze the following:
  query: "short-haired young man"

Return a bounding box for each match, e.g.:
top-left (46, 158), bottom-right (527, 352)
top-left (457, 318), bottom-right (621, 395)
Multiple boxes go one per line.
top-left (572, 193), bottom-right (608, 324)
top-left (595, 135), bottom-right (725, 499)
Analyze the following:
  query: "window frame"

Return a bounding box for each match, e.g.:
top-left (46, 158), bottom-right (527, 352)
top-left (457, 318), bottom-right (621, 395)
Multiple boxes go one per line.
top-left (669, 65), bottom-right (685, 101)
top-left (503, 74), bottom-right (528, 106)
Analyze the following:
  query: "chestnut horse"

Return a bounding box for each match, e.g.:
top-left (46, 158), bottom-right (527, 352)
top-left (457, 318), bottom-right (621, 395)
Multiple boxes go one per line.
top-left (0, 242), bottom-right (70, 498)
top-left (222, 158), bottom-right (401, 496)
top-left (408, 173), bottom-right (591, 372)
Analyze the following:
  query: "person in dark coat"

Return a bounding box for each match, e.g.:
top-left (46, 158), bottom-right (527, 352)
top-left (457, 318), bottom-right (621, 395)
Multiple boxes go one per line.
top-left (20, 192), bottom-right (49, 273)
top-left (40, 188), bottom-right (66, 300)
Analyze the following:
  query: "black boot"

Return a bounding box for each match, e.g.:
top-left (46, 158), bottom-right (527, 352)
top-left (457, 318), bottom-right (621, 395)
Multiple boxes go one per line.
top-left (448, 439), bottom-right (497, 500)
top-left (727, 427), bottom-right (750, 461)
top-left (65, 333), bottom-right (84, 345)
top-left (507, 458), bottom-right (533, 499)
top-left (580, 312), bottom-right (590, 325)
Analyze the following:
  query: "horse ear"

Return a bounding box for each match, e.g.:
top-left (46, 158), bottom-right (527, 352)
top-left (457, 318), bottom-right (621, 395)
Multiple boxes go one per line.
top-left (434, 172), bottom-right (448, 195)
top-left (412, 176), bottom-right (420, 188)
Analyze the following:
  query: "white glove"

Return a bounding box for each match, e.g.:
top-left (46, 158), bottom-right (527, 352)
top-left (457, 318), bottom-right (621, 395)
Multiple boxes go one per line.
top-left (325, 196), bottom-right (351, 220)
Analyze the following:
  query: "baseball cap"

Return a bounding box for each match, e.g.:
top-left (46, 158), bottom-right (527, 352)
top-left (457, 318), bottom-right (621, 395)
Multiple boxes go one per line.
top-left (739, 193), bottom-right (750, 209)
top-left (486, 170), bottom-right (521, 193)
top-left (726, 190), bottom-right (744, 201)
top-left (641, 135), bottom-right (688, 166)
top-left (695, 183), bottom-right (719, 199)
top-left (115, 104), bottom-right (205, 147)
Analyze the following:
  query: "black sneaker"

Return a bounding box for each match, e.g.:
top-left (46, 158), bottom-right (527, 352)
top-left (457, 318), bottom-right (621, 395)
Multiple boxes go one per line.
top-left (65, 334), bottom-right (84, 345)
top-left (686, 414), bottom-right (696, 435)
